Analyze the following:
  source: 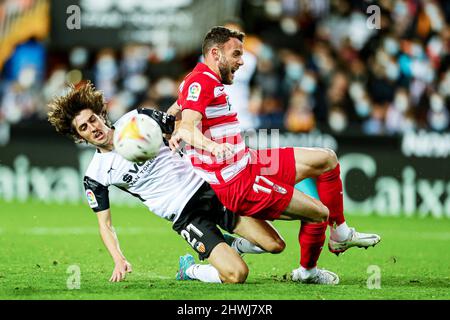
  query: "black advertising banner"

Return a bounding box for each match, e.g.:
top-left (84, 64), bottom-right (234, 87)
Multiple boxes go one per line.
top-left (49, 0), bottom-right (239, 51)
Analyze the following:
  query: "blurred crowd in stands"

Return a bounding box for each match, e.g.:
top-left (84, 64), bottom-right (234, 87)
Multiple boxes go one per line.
top-left (1, 0), bottom-right (450, 146)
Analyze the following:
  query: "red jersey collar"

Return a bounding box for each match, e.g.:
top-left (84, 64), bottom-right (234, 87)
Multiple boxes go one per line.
top-left (193, 62), bottom-right (221, 83)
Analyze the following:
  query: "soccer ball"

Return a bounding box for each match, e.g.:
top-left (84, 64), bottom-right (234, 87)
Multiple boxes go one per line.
top-left (113, 114), bottom-right (163, 162)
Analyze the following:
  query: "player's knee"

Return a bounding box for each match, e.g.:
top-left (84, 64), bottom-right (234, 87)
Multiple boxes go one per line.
top-left (318, 203), bottom-right (329, 222)
top-left (222, 264), bottom-right (249, 284)
top-left (265, 238), bottom-right (286, 254)
top-left (323, 148), bottom-right (338, 171)
top-left (312, 202), bottom-right (329, 223)
top-left (312, 148), bottom-right (338, 174)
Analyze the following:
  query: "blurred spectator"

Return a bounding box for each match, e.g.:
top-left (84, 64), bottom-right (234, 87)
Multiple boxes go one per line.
top-left (1, 0), bottom-right (450, 136)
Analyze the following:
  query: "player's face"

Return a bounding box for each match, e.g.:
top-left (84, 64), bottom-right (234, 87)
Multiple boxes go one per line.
top-left (72, 109), bottom-right (113, 150)
top-left (218, 38), bottom-right (244, 85)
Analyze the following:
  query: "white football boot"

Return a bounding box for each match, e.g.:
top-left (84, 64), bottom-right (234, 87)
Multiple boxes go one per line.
top-left (290, 267), bottom-right (340, 285)
top-left (328, 227), bottom-right (381, 256)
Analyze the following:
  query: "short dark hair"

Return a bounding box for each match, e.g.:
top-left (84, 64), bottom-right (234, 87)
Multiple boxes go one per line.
top-left (47, 81), bottom-right (109, 143)
top-left (202, 26), bottom-right (245, 57)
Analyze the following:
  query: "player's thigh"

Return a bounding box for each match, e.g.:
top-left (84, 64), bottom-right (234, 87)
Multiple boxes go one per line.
top-left (293, 147), bottom-right (338, 181)
top-left (282, 188), bottom-right (329, 223)
top-left (208, 243), bottom-right (249, 284)
top-left (232, 216), bottom-right (285, 253)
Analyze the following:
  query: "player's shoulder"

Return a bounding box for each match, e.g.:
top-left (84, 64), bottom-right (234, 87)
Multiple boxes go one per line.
top-left (182, 69), bottom-right (220, 90)
top-left (180, 74), bottom-right (221, 104)
top-left (84, 150), bottom-right (114, 185)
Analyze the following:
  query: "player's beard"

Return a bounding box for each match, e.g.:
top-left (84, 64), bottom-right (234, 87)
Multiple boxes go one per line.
top-left (218, 57), bottom-right (233, 85)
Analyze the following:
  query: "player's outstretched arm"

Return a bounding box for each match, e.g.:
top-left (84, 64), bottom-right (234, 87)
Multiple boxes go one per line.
top-left (166, 101), bottom-right (182, 120)
top-left (170, 109), bottom-right (234, 159)
top-left (96, 209), bottom-right (133, 282)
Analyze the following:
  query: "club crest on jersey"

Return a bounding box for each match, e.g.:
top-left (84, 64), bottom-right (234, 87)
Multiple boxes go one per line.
top-left (187, 82), bottom-right (201, 101)
top-left (214, 86), bottom-right (225, 98)
top-left (196, 242), bottom-right (206, 253)
top-left (86, 189), bottom-right (98, 208)
top-left (273, 184), bottom-right (287, 195)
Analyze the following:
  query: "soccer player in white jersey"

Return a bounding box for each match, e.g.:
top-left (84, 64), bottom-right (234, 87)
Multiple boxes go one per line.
top-left (47, 82), bottom-right (286, 284)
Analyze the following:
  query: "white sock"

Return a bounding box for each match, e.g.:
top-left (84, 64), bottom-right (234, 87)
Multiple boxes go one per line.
top-left (232, 238), bottom-right (266, 255)
top-left (299, 266), bottom-right (318, 279)
top-left (330, 222), bottom-right (351, 241)
top-left (186, 264), bottom-right (222, 283)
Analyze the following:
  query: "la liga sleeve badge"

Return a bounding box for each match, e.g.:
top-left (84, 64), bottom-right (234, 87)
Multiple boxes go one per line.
top-left (187, 82), bottom-right (201, 101)
top-left (86, 189), bottom-right (99, 208)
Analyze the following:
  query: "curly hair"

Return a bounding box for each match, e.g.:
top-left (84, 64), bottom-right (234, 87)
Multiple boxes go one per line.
top-left (202, 26), bottom-right (245, 57)
top-left (47, 81), bottom-right (109, 143)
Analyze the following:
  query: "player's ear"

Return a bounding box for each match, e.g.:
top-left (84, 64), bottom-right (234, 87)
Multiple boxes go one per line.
top-left (211, 47), bottom-right (220, 61)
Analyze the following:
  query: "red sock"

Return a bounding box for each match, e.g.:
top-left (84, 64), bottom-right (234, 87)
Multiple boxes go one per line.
top-left (299, 221), bottom-right (327, 269)
top-left (317, 163), bottom-right (345, 227)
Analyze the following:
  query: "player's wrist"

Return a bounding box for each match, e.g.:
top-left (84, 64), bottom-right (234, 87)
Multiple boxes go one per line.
top-left (113, 256), bottom-right (127, 264)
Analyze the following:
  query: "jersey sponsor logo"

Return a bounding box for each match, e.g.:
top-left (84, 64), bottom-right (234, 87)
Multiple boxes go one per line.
top-left (86, 189), bottom-right (99, 208)
top-left (122, 174), bottom-right (133, 184)
top-left (214, 86), bottom-right (225, 98)
top-left (187, 82), bottom-right (201, 101)
top-left (122, 161), bottom-right (148, 185)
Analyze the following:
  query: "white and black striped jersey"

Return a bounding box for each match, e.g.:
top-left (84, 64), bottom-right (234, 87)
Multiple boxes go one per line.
top-left (83, 110), bottom-right (204, 222)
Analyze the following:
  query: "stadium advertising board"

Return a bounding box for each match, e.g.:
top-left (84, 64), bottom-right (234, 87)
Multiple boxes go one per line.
top-left (0, 130), bottom-right (449, 218)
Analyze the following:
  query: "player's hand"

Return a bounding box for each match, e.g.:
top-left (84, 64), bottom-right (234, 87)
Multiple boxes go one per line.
top-left (169, 131), bottom-right (182, 154)
top-left (110, 260), bottom-right (132, 282)
top-left (211, 143), bottom-right (234, 161)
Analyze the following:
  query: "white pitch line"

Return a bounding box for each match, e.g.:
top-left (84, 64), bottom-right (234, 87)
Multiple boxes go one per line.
top-left (18, 227), bottom-right (154, 236)
top-left (146, 271), bottom-right (172, 280)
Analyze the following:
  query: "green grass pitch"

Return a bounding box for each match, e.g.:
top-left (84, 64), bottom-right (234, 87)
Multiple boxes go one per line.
top-left (0, 200), bottom-right (449, 300)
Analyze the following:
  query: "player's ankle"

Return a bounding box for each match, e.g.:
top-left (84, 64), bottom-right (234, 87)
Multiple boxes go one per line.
top-left (299, 266), bottom-right (318, 279)
top-left (330, 222), bottom-right (351, 241)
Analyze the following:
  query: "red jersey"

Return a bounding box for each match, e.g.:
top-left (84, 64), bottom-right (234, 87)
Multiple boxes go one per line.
top-left (177, 62), bottom-right (250, 186)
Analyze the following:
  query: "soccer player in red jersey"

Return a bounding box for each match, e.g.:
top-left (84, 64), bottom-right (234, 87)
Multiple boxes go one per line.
top-left (169, 27), bottom-right (380, 284)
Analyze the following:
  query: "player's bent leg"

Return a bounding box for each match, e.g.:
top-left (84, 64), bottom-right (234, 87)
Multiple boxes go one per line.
top-left (232, 216), bottom-right (285, 254)
top-left (293, 147), bottom-right (338, 182)
top-left (280, 189), bottom-right (329, 223)
top-left (207, 242), bottom-right (249, 284)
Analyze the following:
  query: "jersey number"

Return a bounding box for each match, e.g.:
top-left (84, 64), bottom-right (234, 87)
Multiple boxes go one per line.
top-left (252, 175), bottom-right (274, 194)
top-left (181, 223), bottom-right (204, 248)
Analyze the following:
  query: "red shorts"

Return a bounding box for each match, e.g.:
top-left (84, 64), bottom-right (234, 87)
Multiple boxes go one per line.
top-left (212, 147), bottom-right (296, 220)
